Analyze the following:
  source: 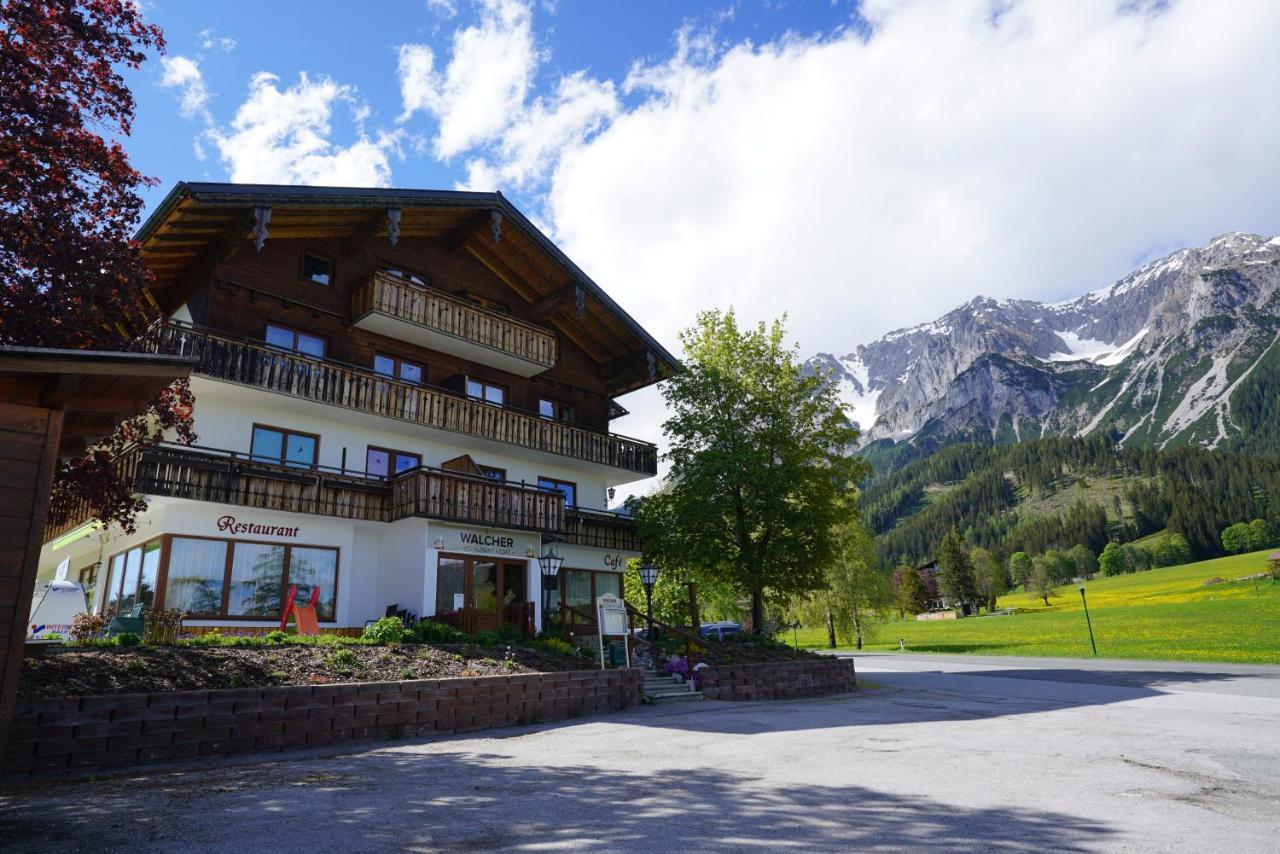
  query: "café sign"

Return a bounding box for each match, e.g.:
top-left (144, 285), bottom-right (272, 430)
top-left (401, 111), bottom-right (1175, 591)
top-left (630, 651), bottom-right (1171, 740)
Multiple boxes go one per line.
top-left (432, 523), bottom-right (539, 558)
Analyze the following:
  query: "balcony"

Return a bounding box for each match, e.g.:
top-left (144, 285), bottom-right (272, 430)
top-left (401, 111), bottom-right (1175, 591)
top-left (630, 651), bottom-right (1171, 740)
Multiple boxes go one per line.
top-left (45, 444), bottom-right (639, 551)
top-left (142, 321), bottom-right (658, 476)
top-left (351, 272), bottom-right (557, 376)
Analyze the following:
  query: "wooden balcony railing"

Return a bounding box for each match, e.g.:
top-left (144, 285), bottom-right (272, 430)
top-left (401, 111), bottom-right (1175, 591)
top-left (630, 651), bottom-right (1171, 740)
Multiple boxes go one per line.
top-left (46, 442), bottom-right (641, 551)
top-left (352, 272), bottom-right (557, 371)
top-left (561, 508), bottom-right (642, 552)
top-left (390, 469), bottom-right (565, 531)
top-left (143, 321), bottom-right (657, 476)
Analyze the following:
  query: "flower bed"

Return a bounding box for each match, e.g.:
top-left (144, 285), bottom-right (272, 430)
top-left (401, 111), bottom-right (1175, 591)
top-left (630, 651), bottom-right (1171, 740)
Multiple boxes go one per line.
top-left (17, 642), bottom-right (585, 700)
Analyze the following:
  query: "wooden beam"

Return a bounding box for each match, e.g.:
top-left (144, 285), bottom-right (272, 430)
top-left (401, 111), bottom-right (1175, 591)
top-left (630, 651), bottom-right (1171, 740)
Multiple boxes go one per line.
top-left (445, 212), bottom-right (493, 254)
top-left (346, 210), bottom-right (384, 255)
top-left (462, 243), bottom-right (541, 303)
top-left (529, 286), bottom-right (575, 321)
top-left (553, 316), bottom-right (612, 365)
top-left (39, 375), bottom-right (81, 409)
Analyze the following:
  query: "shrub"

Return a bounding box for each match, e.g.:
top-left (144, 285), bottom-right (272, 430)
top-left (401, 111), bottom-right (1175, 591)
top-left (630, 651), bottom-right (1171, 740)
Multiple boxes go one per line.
top-left (535, 637), bottom-right (577, 658)
top-left (142, 608), bottom-right (186, 646)
top-left (472, 630), bottom-right (501, 647)
top-left (68, 612), bottom-right (108, 644)
top-left (362, 616), bottom-right (408, 644)
top-left (324, 648), bottom-right (360, 672)
top-left (414, 619), bottom-right (467, 644)
top-left (114, 632), bottom-right (141, 647)
top-left (497, 622), bottom-right (522, 643)
top-left (264, 630), bottom-right (290, 644)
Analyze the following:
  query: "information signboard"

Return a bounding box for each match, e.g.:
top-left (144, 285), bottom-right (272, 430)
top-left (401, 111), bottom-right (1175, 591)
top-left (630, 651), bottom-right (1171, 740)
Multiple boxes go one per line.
top-left (596, 593), bottom-right (629, 669)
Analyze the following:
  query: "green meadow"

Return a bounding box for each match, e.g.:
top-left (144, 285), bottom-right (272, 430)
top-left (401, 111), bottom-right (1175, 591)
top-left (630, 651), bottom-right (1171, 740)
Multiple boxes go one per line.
top-left (798, 549), bottom-right (1280, 664)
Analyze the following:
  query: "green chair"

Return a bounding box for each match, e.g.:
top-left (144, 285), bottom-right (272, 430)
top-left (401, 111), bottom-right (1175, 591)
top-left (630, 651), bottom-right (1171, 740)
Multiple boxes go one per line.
top-left (106, 604), bottom-right (145, 637)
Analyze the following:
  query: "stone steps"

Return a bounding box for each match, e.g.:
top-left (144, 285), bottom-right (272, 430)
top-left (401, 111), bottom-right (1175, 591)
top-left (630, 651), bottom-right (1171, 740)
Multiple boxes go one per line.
top-left (642, 671), bottom-right (704, 704)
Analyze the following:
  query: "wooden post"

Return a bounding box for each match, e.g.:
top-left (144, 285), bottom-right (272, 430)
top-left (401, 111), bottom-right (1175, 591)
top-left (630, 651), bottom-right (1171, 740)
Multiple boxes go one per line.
top-left (0, 401), bottom-right (64, 760)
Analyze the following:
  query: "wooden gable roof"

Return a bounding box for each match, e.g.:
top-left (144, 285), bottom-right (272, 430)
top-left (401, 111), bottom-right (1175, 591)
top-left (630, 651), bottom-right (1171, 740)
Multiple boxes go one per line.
top-left (136, 182), bottom-right (679, 396)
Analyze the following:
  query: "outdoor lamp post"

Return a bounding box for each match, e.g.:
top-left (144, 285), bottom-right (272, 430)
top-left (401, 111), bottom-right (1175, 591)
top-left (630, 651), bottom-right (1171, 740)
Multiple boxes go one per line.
top-left (638, 561), bottom-right (660, 640)
top-left (538, 548), bottom-right (564, 634)
top-left (1078, 583), bottom-right (1098, 656)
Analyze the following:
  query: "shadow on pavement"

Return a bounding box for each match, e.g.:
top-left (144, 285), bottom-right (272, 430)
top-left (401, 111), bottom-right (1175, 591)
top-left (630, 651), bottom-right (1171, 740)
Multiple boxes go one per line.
top-left (616, 666), bottom-right (1258, 735)
top-left (0, 748), bottom-right (1117, 852)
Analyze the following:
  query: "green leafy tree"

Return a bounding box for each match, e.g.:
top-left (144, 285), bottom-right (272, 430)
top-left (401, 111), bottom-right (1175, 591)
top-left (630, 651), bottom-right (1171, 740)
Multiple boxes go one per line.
top-left (971, 547), bottom-right (1006, 611)
top-left (632, 310), bottom-right (870, 632)
top-left (1028, 558), bottom-right (1057, 606)
top-left (792, 514), bottom-right (888, 649)
top-left (1042, 549), bottom-right (1074, 582)
top-left (1122, 543), bottom-right (1151, 572)
top-left (621, 561), bottom-right (695, 627)
top-left (896, 561), bottom-right (930, 616)
top-left (1008, 551), bottom-right (1033, 589)
top-left (936, 528), bottom-right (978, 609)
top-left (1098, 541), bottom-right (1127, 576)
top-left (1221, 522), bottom-right (1250, 554)
top-left (1247, 518), bottom-right (1277, 552)
top-left (1067, 544), bottom-right (1098, 580)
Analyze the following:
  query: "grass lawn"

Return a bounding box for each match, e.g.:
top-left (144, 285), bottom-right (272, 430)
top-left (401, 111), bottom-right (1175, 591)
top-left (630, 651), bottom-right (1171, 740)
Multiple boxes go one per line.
top-left (799, 549), bottom-right (1280, 664)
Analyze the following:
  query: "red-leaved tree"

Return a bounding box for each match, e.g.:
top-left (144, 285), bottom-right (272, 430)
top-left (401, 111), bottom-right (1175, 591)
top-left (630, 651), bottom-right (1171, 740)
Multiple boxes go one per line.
top-left (0, 0), bottom-right (195, 533)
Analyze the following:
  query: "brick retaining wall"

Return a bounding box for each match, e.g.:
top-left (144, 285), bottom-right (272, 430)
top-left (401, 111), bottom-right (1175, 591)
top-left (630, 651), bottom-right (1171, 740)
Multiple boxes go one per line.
top-left (3, 668), bottom-right (643, 775)
top-left (698, 659), bottom-right (856, 701)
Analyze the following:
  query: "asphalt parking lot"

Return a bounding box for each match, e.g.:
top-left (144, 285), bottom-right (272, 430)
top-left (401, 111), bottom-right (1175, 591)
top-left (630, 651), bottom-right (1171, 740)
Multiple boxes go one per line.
top-left (2, 652), bottom-right (1277, 852)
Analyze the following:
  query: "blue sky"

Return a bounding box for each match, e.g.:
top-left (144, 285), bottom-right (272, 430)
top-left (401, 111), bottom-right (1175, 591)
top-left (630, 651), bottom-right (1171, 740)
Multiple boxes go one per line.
top-left (131, 1), bottom-right (861, 216)
top-left (124, 0), bottom-right (1280, 479)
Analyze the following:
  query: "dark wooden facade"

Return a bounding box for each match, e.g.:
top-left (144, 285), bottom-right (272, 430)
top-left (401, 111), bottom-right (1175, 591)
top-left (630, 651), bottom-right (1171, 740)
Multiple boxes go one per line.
top-left (142, 183), bottom-right (679, 434)
top-left (141, 321), bottom-right (658, 475)
top-left (46, 443), bottom-right (642, 552)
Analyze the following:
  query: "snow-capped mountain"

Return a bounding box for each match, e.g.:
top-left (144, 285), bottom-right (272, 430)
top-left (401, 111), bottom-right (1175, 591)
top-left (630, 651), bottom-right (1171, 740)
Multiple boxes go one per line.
top-left (807, 232), bottom-right (1280, 457)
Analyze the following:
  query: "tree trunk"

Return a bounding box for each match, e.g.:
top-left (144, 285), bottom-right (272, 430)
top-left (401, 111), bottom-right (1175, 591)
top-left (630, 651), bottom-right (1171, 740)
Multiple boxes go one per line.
top-left (751, 587), bottom-right (765, 635)
top-left (853, 611), bottom-right (863, 650)
top-left (825, 608), bottom-right (836, 649)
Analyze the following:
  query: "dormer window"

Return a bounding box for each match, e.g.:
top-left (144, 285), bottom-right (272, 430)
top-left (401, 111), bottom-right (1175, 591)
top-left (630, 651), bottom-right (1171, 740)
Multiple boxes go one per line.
top-left (301, 253), bottom-right (332, 286)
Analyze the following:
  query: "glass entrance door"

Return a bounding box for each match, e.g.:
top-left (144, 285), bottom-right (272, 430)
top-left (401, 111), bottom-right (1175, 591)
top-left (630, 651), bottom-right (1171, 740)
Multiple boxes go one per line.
top-left (436, 554), bottom-right (530, 635)
top-left (470, 560), bottom-right (500, 632)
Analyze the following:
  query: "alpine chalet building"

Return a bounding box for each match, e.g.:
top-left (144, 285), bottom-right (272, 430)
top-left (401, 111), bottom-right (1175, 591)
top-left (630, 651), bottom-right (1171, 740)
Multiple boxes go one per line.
top-left (38, 183), bottom-right (676, 638)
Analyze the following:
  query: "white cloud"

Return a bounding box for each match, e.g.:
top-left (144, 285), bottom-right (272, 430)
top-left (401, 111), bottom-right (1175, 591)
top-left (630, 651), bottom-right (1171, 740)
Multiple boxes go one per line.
top-left (426, 0), bottom-right (459, 18)
top-left (397, 0), bottom-right (538, 158)
top-left (197, 27), bottom-right (237, 52)
top-left (407, 0), bottom-right (1280, 497)
top-left (159, 55), bottom-right (212, 124)
top-left (543, 0), bottom-right (1280, 364)
top-left (459, 71), bottom-right (618, 189)
top-left (210, 72), bottom-right (398, 187)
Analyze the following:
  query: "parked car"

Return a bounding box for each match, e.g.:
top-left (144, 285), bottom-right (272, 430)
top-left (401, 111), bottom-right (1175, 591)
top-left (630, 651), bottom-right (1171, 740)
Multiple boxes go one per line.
top-left (700, 621), bottom-right (742, 641)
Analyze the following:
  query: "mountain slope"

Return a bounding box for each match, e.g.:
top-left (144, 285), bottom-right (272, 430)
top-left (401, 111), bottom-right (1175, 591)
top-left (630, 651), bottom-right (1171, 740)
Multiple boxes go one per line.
top-left (809, 232), bottom-right (1280, 466)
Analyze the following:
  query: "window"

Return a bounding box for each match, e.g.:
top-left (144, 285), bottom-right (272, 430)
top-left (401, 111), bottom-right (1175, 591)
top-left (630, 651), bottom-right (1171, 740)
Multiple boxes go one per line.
top-left (538, 477), bottom-right (576, 508)
top-left (251, 425), bottom-right (319, 468)
top-left (366, 446), bottom-right (421, 477)
top-left (161, 536), bottom-right (339, 620)
top-left (374, 353), bottom-right (424, 385)
top-left (465, 378), bottom-right (505, 406)
top-left (300, 253), bottom-right (332, 286)
top-left (265, 323), bottom-right (325, 358)
top-left (477, 464), bottom-right (506, 482)
top-left (558, 568), bottom-right (623, 624)
top-left (538, 398), bottom-right (576, 423)
top-left (164, 538), bottom-right (228, 615)
top-left (101, 539), bottom-right (162, 618)
top-left (228, 542), bottom-right (286, 617)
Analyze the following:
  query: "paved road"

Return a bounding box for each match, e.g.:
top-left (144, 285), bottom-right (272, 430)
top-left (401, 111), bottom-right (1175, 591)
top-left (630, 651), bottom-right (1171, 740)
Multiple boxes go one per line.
top-left (2, 653), bottom-right (1277, 852)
